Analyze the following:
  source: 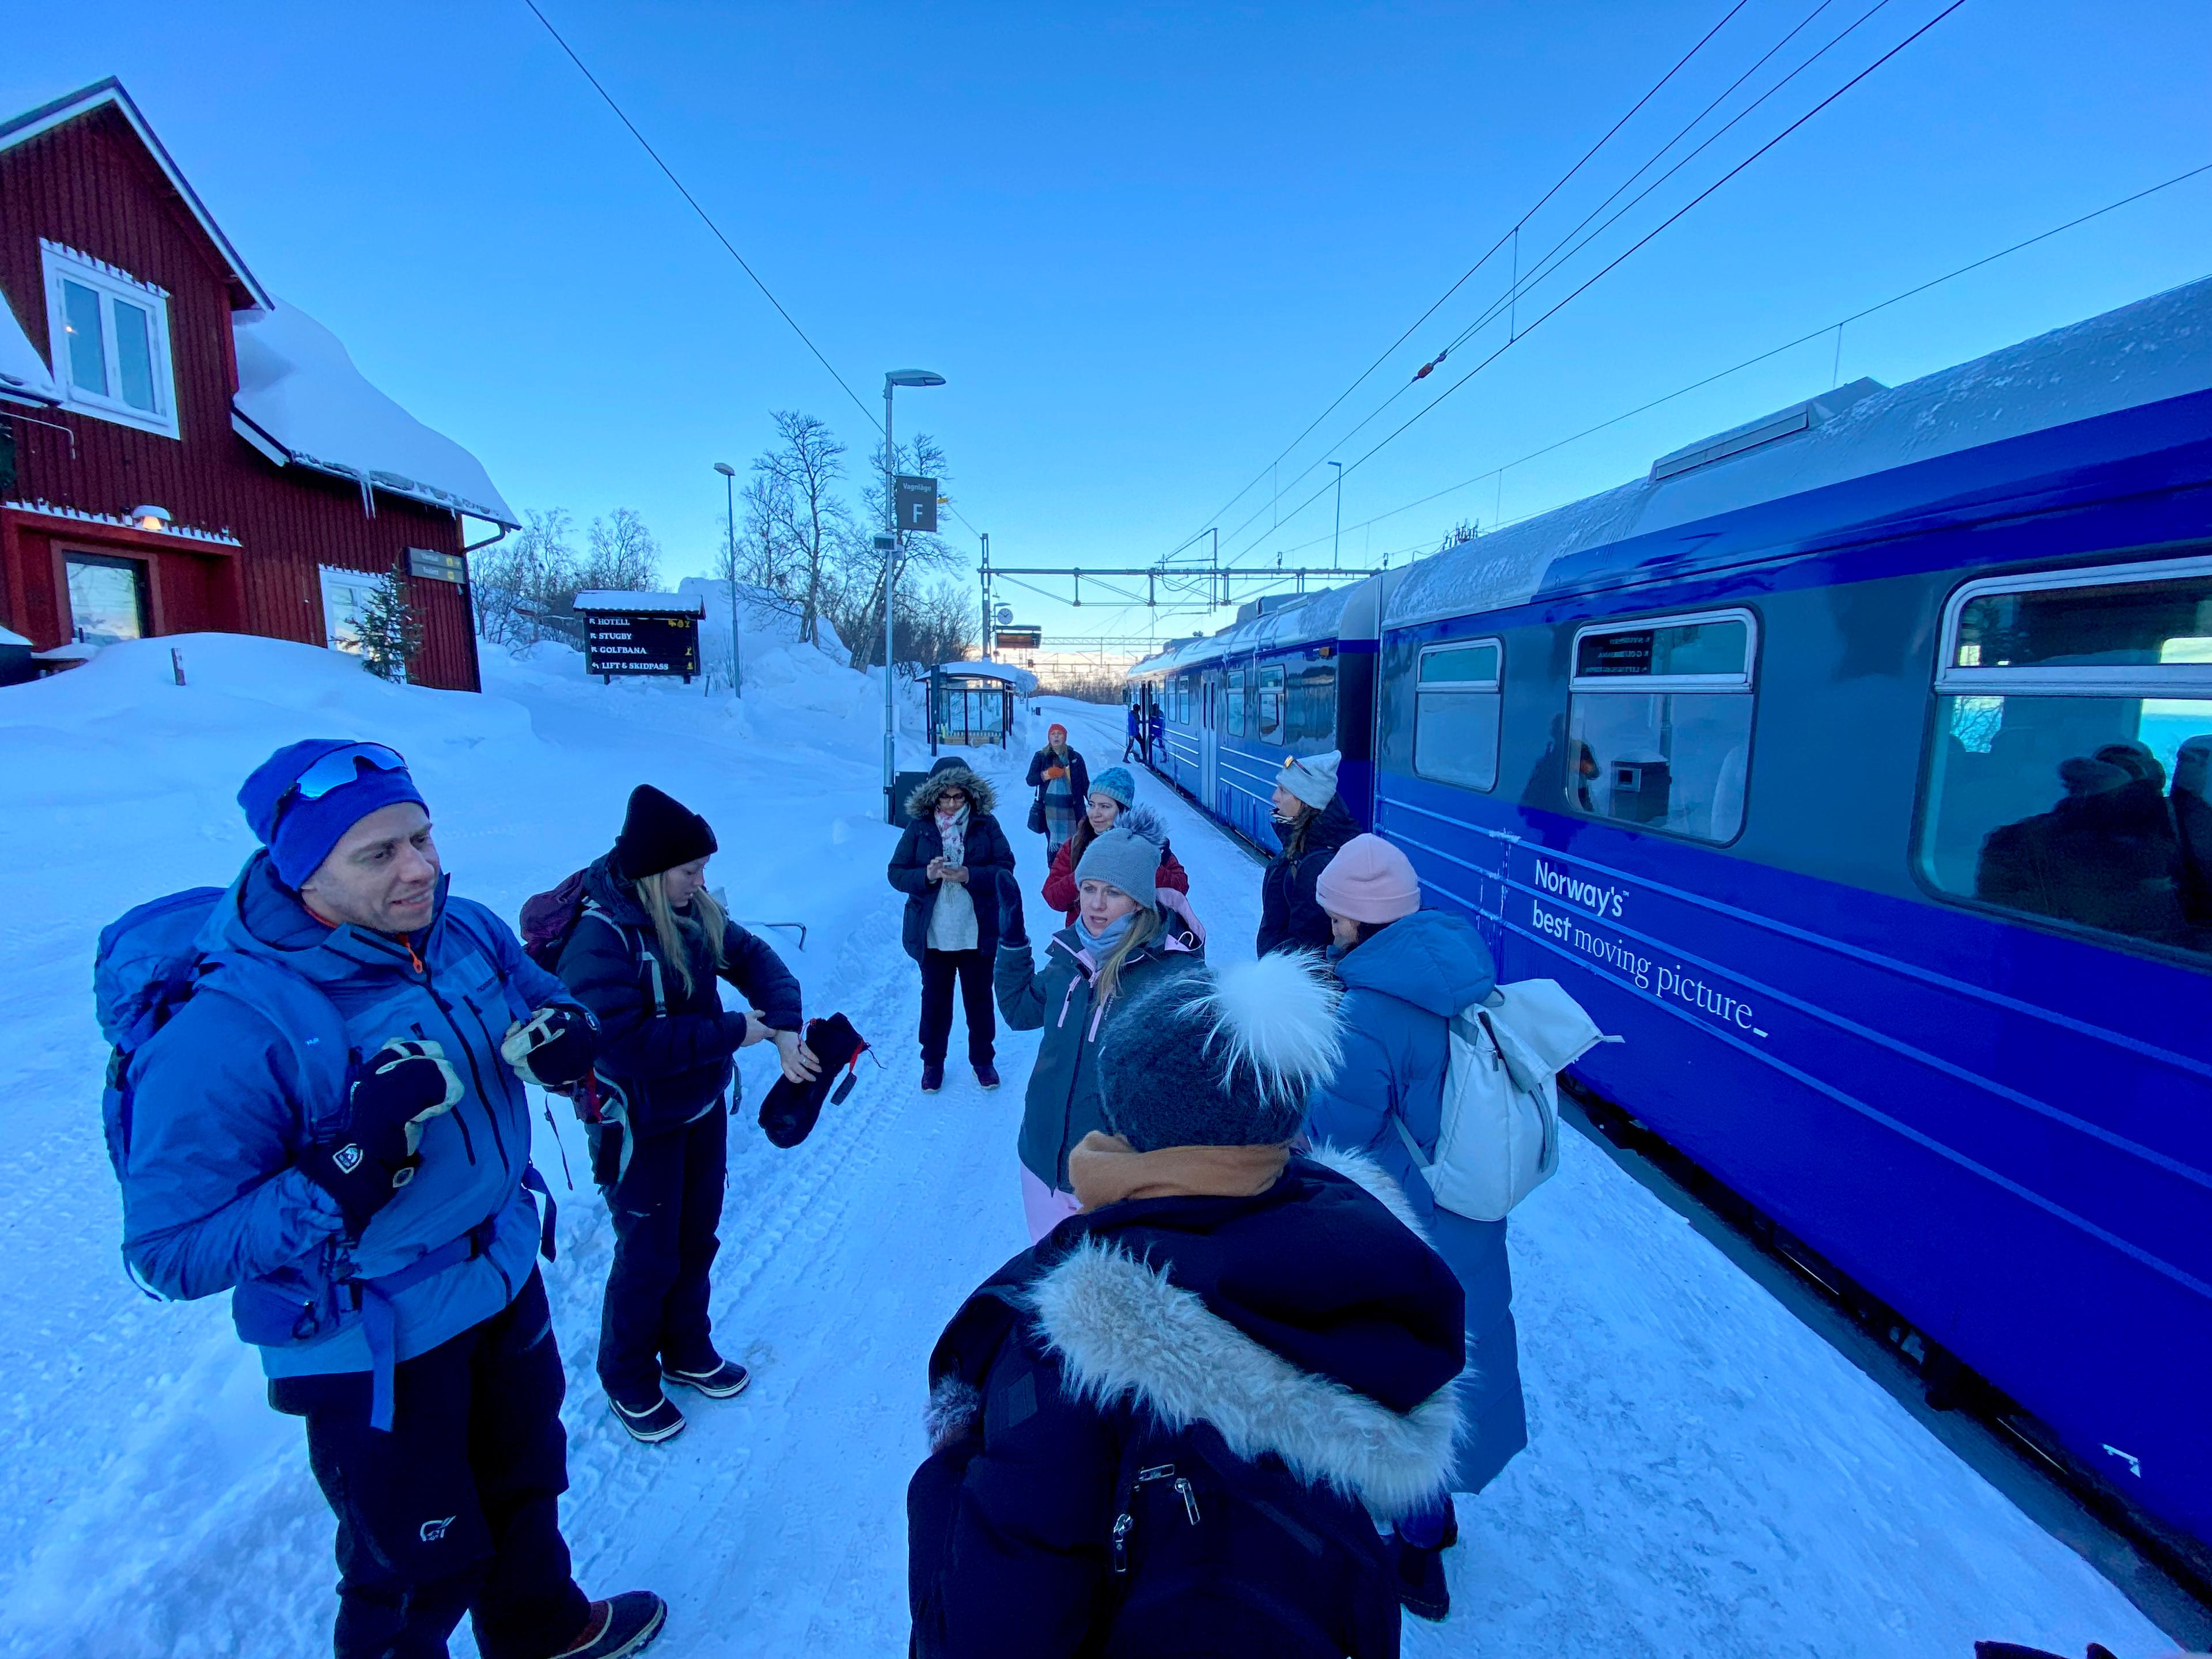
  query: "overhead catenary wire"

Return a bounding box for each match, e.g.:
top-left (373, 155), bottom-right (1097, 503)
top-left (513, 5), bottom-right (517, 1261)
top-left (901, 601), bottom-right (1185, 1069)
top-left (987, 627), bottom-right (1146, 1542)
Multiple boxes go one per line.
top-left (1234, 160), bottom-right (2212, 567)
top-left (1215, 0), bottom-right (1877, 560)
top-left (1240, 0), bottom-right (1969, 554)
top-left (521, 0), bottom-right (882, 437)
top-left (1174, 0), bottom-right (1760, 561)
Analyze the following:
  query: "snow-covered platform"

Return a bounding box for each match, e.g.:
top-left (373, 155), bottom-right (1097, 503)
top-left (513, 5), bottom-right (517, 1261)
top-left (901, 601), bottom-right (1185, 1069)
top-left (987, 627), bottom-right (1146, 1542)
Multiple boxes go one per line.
top-left (0, 639), bottom-right (2180, 1657)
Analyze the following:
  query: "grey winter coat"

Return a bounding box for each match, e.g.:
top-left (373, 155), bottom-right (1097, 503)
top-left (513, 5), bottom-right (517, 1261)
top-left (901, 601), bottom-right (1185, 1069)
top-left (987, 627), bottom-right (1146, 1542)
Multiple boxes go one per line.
top-left (1303, 908), bottom-right (1529, 1496)
top-left (995, 915), bottom-right (1200, 1191)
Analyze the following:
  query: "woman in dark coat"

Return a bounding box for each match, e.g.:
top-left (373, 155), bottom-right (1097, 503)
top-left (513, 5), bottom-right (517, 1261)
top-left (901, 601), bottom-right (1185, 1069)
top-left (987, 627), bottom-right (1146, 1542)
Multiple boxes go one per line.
top-left (556, 785), bottom-right (815, 1445)
top-left (908, 953), bottom-right (1465, 1659)
top-left (888, 759), bottom-right (1018, 1093)
top-left (1257, 751), bottom-right (1359, 957)
top-left (1302, 833), bottom-right (1527, 1622)
top-left (1025, 724), bottom-right (1091, 856)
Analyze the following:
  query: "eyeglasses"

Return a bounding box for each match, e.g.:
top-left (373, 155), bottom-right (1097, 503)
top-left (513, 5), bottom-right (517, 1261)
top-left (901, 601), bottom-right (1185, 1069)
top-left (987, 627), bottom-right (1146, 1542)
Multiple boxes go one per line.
top-left (273, 743), bottom-right (408, 825)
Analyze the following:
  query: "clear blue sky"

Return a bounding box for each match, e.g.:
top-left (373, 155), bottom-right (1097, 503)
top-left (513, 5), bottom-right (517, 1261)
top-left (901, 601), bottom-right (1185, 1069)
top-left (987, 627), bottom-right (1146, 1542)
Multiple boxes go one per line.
top-left (19, 2), bottom-right (2212, 652)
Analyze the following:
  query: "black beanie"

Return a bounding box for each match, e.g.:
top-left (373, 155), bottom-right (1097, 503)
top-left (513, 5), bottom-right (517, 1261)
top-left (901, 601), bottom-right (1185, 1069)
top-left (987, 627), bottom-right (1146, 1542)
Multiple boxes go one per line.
top-left (615, 785), bottom-right (718, 881)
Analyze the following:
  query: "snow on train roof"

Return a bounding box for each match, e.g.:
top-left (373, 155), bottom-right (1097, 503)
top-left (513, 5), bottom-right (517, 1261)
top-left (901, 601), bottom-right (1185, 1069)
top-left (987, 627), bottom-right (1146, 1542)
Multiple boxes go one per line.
top-left (1128, 581), bottom-right (1378, 680)
top-left (1385, 275), bottom-right (2212, 628)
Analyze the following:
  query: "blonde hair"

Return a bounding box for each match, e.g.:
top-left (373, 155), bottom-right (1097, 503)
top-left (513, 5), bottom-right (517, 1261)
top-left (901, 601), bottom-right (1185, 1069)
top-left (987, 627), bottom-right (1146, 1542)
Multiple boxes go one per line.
top-left (635, 871), bottom-right (726, 997)
top-left (1092, 905), bottom-right (1160, 1006)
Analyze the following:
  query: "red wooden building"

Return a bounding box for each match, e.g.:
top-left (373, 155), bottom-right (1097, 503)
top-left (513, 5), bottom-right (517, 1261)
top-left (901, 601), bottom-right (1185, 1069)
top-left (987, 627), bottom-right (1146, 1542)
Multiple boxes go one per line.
top-left (0, 79), bottom-right (516, 691)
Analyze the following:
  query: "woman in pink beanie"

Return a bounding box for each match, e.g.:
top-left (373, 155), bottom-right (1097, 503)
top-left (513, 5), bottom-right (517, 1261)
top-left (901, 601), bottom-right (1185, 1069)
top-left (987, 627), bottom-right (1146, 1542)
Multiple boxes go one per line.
top-left (1305, 832), bottom-right (1527, 1624)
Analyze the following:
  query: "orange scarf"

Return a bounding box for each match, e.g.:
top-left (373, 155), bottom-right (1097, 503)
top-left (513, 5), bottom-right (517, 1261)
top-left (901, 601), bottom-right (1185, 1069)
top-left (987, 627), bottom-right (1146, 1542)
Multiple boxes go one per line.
top-left (1067, 1130), bottom-right (1289, 1212)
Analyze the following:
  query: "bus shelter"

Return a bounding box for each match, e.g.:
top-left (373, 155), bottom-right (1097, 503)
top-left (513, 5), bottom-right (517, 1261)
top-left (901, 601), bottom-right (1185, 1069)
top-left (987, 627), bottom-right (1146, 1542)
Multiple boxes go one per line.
top-left (930, 660), bottom-right (1037, 750)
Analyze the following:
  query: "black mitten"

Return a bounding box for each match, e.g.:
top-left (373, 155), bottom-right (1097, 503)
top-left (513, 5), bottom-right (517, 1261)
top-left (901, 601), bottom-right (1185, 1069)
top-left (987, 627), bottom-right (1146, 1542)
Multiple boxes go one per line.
top-left (303, 1039), bottom-right (463, 1232)
top-left (996, 869), bottom-right (1029, 949)
top-left (501, 1003), bottom-right (598, 1088)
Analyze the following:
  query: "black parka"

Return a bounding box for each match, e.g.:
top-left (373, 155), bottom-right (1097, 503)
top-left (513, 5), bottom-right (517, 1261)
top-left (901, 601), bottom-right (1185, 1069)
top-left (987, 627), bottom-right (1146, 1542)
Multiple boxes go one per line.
top-left (554, 854), bottom-right (802, 1133)
top-left (888, 764), bottom-right (1018, 963)
top-left (1256, 794), bottom-right (1361, 957)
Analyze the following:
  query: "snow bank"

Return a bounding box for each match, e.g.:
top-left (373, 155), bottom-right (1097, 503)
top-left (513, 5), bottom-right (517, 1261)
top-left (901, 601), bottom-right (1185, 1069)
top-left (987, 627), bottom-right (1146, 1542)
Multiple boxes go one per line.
top-left (232, 298), bottom-right (517, 527)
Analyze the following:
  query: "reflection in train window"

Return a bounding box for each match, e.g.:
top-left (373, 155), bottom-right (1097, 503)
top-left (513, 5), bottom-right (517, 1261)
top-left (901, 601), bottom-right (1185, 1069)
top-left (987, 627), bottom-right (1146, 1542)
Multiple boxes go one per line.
top-left (1257, 664), bottom-right (1284, 742)
top-left (1286, 662), bottom-right (1336, 749)
top-left (1567, 611), bottom-right (1756, 842)
top-left (1414, 640), bottom-right (1503, 791)
top-left (1920, 559), bottom-right (2212, 955)
top-left (1226, 665), bottom-right (1248, 736)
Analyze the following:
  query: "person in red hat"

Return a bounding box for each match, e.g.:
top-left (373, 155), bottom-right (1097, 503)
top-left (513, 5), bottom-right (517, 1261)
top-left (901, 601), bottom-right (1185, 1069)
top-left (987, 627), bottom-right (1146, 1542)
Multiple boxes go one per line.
top-left (1024, 724), bottom-right (1090, 855)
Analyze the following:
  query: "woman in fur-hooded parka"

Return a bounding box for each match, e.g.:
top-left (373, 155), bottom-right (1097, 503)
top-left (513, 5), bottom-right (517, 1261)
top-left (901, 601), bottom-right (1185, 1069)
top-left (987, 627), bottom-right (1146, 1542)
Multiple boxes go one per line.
top-left (908, 955), bottom-right (1465, 1659)
top-left (888, 761), bottom-right (1018, 964)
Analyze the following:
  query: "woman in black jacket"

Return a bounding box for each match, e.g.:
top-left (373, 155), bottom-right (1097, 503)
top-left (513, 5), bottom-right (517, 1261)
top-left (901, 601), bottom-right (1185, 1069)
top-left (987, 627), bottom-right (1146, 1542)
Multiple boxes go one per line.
top-left (558, 785), bottom-right (814, 1445)
top-left (908, 953), bottom-right (1465, 1658)
top-left (887, 759), bottom-right (1017, 1094)
top-left (1256, 751), bottom-right (1359, 957)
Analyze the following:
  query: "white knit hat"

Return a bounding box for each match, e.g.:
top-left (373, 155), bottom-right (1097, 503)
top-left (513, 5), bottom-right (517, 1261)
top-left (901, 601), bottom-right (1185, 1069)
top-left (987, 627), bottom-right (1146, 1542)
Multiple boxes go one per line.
top-left (1279, 751), bottom-right (1342, 809)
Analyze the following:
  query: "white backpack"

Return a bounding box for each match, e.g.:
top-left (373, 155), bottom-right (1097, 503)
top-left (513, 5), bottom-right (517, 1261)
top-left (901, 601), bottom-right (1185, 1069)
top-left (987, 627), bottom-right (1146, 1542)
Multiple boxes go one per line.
top-left (1392, 979), bottom-right (1619, 1223)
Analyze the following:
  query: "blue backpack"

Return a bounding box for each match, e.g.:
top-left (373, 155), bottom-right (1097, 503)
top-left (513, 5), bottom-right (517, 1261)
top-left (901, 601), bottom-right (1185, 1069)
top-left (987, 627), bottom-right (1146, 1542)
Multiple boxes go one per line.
top-left (94, 886), bottom-right (351, 1189)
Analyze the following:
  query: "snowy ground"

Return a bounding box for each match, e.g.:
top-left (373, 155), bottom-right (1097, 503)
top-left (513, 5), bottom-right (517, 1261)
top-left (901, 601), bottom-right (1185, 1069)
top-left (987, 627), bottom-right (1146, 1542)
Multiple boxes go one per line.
top-left (0, 637), bottom-right (2180, 1658)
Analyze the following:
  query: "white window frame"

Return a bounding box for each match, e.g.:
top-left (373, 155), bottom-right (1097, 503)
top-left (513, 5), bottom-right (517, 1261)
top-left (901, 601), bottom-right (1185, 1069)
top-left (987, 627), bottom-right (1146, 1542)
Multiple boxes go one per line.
top-left (1414, 637), bottom-right (1505, 791)
top-left (1569, 606), bottom-right (1758, 692)
top-left (319, 566), bottom-right (405, 680)
top-left (1934, 554), bottom-right (2212, 699)
top-left (42, 241), bottom-right (180, 439)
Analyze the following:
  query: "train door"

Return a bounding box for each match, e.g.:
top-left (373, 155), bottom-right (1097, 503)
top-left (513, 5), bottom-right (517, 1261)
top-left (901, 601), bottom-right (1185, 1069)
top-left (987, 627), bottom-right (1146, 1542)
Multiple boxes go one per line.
top-left (1199, 670), bottom-right (1221, 810)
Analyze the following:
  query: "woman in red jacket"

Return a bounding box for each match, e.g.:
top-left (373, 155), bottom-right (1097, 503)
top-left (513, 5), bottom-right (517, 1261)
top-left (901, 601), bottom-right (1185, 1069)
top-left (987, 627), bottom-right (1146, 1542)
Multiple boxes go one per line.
top-left (1039, 766), bottom-right (1190, 927)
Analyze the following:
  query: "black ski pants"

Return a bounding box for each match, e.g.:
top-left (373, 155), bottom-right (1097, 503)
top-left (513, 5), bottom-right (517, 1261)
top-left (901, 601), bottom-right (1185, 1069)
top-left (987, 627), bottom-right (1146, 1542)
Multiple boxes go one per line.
top-left (919, 946), bottom-right (995, 1067)
top-left (270, 1271), bottom-right (590, 1659)
top-left (599, 1101), bottom-right (728, 1404)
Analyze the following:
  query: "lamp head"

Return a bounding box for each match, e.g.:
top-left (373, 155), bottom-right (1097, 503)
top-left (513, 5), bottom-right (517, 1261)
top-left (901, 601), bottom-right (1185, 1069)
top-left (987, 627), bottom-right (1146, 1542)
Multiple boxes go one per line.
top-left (131, 504), bottom-right (172, 532)
top-left (713, 461), bottom-right (736, 476)
top-left (885, 369), bottom-right (946, 389)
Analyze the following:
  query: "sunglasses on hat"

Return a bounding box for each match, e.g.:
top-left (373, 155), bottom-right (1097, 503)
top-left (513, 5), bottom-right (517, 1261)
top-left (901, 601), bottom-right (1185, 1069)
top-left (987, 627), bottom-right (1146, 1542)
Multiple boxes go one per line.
top-left (273, 743), bottom-right (409, 825)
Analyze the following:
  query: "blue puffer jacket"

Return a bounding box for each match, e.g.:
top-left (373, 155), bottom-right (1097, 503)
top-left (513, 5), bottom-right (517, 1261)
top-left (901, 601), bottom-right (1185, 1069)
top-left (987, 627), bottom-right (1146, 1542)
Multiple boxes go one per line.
top-left (1303, 908), bottom-right (1529, 1495)
top-left (121, 853), bottom-right (581, 1378)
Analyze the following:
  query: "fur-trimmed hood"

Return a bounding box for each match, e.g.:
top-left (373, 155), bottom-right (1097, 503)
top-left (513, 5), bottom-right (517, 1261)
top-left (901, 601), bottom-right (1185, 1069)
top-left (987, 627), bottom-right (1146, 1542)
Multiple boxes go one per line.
top-left (946, 1150), bottom-right (1465, 1516)
top-left (906, 762), bottom-right (998, 819)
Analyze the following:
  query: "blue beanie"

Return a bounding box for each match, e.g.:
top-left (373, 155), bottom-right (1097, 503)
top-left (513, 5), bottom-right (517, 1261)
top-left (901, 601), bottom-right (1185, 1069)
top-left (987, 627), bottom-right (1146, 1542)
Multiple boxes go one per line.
top-left (238, 739), bottom-right (427, 889)
top-left (1090, 766), bottom-right (1136, 808)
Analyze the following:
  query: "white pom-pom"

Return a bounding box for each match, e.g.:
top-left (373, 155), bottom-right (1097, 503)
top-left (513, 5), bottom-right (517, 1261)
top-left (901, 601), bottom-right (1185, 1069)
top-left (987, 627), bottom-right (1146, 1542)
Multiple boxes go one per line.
top-left (1121, 803), bottom-right (1168, 847)
top-left (1189, 951), bottom-right (1343, 1102)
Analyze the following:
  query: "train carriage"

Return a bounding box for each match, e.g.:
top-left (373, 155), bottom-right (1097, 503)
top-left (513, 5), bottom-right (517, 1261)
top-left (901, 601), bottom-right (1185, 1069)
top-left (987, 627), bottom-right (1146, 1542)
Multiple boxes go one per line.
top-left (1135, 276), bottom-right (2212, 1559)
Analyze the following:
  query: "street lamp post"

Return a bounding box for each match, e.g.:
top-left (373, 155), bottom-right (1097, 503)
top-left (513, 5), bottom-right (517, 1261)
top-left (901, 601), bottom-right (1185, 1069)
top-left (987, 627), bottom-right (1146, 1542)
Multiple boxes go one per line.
top-left (882, 369), bottom-right (946, 821)
top-left (713, 461), bottom-right (740, 696)
top-left (1328, 461), bottom-right (1344, 570)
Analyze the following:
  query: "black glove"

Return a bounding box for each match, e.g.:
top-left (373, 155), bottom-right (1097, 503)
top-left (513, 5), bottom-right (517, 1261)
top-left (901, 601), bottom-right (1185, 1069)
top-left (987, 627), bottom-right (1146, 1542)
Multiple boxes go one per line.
top-left (501, 1004), bottom-right (597, 1088)
top-left (996, 869), bottom-right (1029, 949)
top-left (304, 1039), bottom-right (464, 1233)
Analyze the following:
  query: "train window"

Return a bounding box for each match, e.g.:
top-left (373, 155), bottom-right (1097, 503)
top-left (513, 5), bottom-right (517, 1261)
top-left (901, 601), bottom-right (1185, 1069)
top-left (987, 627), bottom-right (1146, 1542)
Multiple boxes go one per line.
top-left (1286, 662), bottom-right (1336, 748)
top-left (1257, 664), bottom-right (1284, 742)
top-left (1226, 666), bottom-right (1248, 736)
top-left (1918, 557), bottom-right (2212, 956)
top-left (1567, 609), bottom-right (1756, 842)
top-left (1414, 640), bottom-right (1503, 791)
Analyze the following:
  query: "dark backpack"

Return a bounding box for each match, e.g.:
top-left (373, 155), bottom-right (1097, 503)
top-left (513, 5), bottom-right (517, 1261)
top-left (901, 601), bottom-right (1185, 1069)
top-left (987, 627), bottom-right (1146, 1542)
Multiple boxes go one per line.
top-left (1101, 1415), bottom-right (1400, 1659)
top-left (518, 868), bottom-right (592, 974)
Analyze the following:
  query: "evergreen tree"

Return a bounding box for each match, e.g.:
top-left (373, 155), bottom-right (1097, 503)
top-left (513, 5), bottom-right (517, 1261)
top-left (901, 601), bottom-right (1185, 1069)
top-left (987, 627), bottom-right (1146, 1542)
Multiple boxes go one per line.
top-left (357, 560), bottom-right (424, 681)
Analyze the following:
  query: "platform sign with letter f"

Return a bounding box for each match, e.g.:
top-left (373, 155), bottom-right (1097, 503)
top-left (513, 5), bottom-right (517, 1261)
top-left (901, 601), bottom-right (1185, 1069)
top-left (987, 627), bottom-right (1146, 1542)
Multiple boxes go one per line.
top-left (895, 476), bottom-right (939, 533)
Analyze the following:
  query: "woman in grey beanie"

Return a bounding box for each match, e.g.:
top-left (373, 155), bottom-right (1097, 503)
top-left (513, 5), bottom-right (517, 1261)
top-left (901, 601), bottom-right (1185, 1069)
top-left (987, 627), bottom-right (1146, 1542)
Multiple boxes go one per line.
top-left (991, 827), bottom-right (1202, 1240)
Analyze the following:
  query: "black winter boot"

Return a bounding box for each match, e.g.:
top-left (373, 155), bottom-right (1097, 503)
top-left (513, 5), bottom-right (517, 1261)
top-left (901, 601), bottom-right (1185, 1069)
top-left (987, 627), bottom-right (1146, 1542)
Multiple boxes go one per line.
top-left (1393, 1534), bottom-right (1450, 1622)
top-left (552, 1591), bottom-right (667, 1658)
top-left (609, 1392), bottom-right (685, 1444)
top-left (664, 1358), bottom-right (749, 1399)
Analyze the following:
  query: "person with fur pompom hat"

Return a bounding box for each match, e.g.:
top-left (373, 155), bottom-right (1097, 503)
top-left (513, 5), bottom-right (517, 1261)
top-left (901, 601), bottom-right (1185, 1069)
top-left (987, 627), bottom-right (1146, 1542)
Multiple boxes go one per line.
top-left (1304, 832), bottom-right (1528, 1623)
top-left (908, 951), bottom-right (1465, 1658)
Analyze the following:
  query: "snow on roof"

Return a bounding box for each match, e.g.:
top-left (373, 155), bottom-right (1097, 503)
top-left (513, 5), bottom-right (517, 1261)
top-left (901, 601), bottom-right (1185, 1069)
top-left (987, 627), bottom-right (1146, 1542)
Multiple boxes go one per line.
top-left (0, 293), bottom-right (59, 406)
top-left (940, 659), bottom-right (1039, 694)
top-left (0, 623), bottom-right (30, 647)
top-left (232, 299), bottom-right (518, 528)
top-left (1387, 275), bottom-right (2212, 628)
top-left (573, 590), bottom-right (703, 613)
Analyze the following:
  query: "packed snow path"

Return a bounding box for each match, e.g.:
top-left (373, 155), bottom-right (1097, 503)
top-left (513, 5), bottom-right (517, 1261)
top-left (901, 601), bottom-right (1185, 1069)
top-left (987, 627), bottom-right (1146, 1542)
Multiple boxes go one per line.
top-left (0, 638), bottom-right (2173, 1658)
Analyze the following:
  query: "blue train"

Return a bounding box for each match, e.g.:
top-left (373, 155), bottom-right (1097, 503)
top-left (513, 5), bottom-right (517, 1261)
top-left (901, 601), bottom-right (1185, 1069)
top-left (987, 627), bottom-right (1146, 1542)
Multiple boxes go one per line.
top-left (1131, 276), bottom-right (2212, 1562)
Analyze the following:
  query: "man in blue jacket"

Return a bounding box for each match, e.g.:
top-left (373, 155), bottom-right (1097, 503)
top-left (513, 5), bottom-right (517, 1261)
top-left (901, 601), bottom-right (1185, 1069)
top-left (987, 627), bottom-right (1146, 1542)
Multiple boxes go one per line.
top-left (119, 740), bottom-right (664, 1659)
